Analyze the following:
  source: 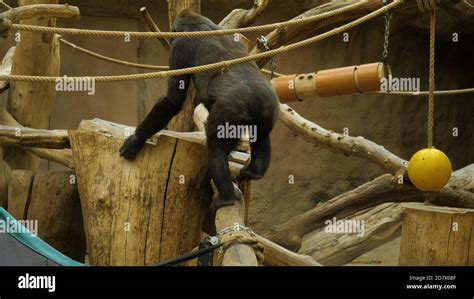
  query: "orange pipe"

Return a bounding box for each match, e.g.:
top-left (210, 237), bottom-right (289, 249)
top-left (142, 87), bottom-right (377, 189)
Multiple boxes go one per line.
top-left (272, 62), bottom-right (384, 102)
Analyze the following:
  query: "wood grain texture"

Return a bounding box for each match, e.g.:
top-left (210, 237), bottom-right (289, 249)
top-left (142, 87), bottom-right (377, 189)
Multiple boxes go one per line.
top-left (70, 129), bottom-right (210, 265)
top-left (400, 203), bottom-right (474, 266)
top-left (4, 0), bottom-right (61, 170)
top-left (8, 170), bottom-right (86, 261)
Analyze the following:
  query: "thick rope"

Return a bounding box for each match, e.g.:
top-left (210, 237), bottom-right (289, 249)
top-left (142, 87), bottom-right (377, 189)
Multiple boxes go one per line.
top-left (427, 4), bottom-right (437, 148)
top-left (59, 38), bottom-right (169, 70)
top-left (8, 1), bottom-right (367, 39)
top-left (216, 234), bottom-right (265, 266)
top-left (60, 38), bottom-right (282, 76)
top-left (376, 88), bottom-right (474, 96)
top-left (0, 0), bottom-right (403, 83)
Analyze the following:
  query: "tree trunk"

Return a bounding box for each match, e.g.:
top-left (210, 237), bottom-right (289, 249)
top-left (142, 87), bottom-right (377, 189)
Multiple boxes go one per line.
top-left (69, 120), bottom-right (211, 265)
top-left (4, 0), bottom-right (61, 170)
top-left (8, 170), bottom-right (86, 262)
top-left (400, 203), bottom-right (474, 266)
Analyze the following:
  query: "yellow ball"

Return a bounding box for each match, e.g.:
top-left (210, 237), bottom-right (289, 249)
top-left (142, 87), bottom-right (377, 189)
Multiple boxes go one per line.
top-left (407, 148), bottom-right (452, 191)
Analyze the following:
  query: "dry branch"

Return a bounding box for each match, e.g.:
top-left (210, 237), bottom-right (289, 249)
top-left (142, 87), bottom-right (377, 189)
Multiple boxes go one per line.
top-left (139, 7), bottom-right (170, 51)
top-left (299, 203), bottom-right (402, 265)
top-left (265, 166), bottom-right (474, 251)
top-left (0, 106), bottom-right (74, 168)
top-left (279, 104), bottom-right (407, 175)
top-left (0, 125), bottom-right (69, 148)
top-left (256, 234), bottom-right (321, 266)
top-left (249, 0), bottom-right (454, 68)
top-left (219, 0), bottom-right (270, 29)
top-left (0, 4), bottom-right (80, 22)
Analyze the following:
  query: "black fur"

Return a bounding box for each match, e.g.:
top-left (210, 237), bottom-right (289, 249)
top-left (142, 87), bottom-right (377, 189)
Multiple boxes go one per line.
top-left (120, 10), bottom-right (279, 207)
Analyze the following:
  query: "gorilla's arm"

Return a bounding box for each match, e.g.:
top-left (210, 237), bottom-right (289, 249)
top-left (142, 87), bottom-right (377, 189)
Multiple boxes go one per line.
top-left (119, 40), bottom-right (193, 160)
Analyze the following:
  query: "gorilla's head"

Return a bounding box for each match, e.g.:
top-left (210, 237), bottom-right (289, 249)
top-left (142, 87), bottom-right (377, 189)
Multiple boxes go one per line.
top-left (171, 10), bottom-right (220, 33)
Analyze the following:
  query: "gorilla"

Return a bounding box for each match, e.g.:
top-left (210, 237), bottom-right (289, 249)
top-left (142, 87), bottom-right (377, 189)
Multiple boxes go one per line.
top-left (120, 10), bottom-right (279, 208)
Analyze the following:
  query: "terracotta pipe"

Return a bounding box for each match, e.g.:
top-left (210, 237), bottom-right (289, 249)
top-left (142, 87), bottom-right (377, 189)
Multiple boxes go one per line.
top-left (272, 62), bottom-right (385, 102)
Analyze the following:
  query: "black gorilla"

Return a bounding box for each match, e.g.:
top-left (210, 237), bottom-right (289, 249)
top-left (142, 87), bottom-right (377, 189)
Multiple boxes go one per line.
top-left (120, 10), bottom-right (279, 207)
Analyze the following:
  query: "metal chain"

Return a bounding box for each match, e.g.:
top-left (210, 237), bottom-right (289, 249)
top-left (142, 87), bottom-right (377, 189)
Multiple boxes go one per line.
top-left (258, 35), bottom-right (277, 78)
top-left (382, 0), bottom-right (392, 63)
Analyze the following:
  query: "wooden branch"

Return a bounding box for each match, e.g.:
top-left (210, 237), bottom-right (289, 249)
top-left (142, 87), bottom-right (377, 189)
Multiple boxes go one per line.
top-left (218, 0), bottom-right (270, 29)
top-left (0, 4), bottom-right (80, 22)
top-left (265, 165), bottom-right (474, 251)
top-left (249, 0), bottom-right (455, 68)
top-left (0, 17), bottom-right (10, 38)
top-left (0, 106), bottom-right (74, 168)
top-left (214, 186), bottom-right (259, 266)
top-left (0, 125), bottom-right (69, 148)
top-left (279, 104), bottom-right (407, 175)
top-left (256, 234), bottom-right (321, 266)
top-left (0, 46), bottom-right (14, 93)
top-left (139, 7), bottom-right (170, 51)
top-left (299, 203), bottom-right (402, 265)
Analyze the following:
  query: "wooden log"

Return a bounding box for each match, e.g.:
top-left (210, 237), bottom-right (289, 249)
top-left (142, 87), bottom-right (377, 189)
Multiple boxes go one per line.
top-left (0, 4), bottom-right (80, 22)
top-left (0, 46), bottom-right (14, 93)
top-left (214, 189), bottom-right (259, 266)
top-left (0, 106), bottom-right (74, 168)
top-left (265, 166), bottom-right (474, 251)
top-left (139, 7), bottom-right (170, 51)
top-left (400, 203), bottom-right (474, 265)
top-left (279, 104), bottom-right (407, 175)
top-left (299, 203), bottom-right (402, 265)
top-left (0, 158), bottom-right (10, 208)
top-left (8, 170), bottom-right (86, 262)
top-left (166, 0), bottom-right (200, 132)
top-left (0, 17), bottom-right (10, 38)
top-left (4, 0), bottom-right (61, 170)
top-left (218, 0), bottom-right (269, 29)
top-left (0, 125), bottom-right (69, 148)
top-left (256, 234), bottom-right (321, 266)
top-left (69, 123), bottom-right (210, 265)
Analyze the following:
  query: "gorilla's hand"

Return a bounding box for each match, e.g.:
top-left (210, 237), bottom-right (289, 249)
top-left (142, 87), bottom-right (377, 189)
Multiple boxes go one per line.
top-left (119, 134), bottom-right (146, 160)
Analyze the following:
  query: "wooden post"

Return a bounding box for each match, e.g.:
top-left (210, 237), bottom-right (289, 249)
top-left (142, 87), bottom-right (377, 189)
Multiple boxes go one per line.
top-left (4, 0), bottom-right (61, 170)
top-left (8, 170), bottom-right (86, 262)
top-left (400, 203), bottom-right (474, 266)
top-left (69, 119), bottom-right (211, 265)
top-left (166, 0), bottom-right (200, 132)
top-left (215, 193), bottom-right (259, 266)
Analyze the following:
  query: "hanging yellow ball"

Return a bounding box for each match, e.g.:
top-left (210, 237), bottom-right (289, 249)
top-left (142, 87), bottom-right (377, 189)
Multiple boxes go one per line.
top-left (407, 148), bottom-right (452, 192)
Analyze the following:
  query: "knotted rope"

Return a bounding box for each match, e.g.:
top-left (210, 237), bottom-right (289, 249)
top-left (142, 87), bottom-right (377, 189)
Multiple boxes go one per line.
top-left (216, 232), bottom-right (265, 266)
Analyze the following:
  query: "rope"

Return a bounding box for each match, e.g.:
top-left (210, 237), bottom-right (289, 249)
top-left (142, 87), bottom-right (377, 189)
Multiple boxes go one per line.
top-left (0, 0), bottom-right (403, 83)
top-left (60, 38), bottom-right (282, 76)
top-left (216, 234), bottom-right (265, 266)
top-left (7, 1), bottom-right (367, 39)
top-left (59, 38), bottom-right (169, 70)
top-left (427, 2), bottom-right (437, 148)
top-left (375, 88), bottom-right (474, 96)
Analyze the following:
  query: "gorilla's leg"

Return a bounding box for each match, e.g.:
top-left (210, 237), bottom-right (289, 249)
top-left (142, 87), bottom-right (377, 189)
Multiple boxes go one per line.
top-left (206, 112), bottom-right (243, 209)
top-left (238, 133), bottom-right (271, 181)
